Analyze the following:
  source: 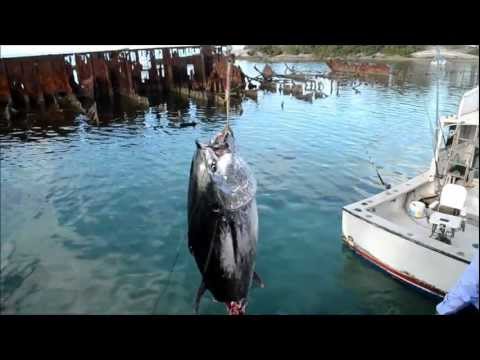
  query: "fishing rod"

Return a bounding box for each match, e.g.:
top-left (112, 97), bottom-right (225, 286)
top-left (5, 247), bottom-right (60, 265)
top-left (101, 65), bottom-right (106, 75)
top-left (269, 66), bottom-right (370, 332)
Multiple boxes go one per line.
top-left (366, 150), bottom-right (391, 190)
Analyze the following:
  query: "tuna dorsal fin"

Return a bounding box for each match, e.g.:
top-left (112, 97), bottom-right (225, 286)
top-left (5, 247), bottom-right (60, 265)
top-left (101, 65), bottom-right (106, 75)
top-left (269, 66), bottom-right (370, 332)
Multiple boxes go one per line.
top-left (253, 272), bottom-right (265, 288)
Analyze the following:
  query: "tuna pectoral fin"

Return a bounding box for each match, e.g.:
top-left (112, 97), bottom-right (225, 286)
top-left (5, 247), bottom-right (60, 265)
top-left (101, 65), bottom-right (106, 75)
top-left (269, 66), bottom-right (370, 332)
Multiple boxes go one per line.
top-left (253, 272), bottom-right (265, 288)
top-left (194, 281), bottom-right (207, 314)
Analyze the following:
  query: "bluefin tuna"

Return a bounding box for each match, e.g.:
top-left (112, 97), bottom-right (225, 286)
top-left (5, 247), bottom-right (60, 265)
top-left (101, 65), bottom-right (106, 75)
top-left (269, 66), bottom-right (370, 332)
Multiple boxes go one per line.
top-left (187, 125), bottom-right (263, 315)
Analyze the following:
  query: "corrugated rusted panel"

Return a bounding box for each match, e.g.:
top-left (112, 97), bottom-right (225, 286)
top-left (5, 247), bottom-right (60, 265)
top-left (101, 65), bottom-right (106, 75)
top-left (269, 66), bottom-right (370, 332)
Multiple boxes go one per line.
top-left (4, 61), bottom-right (30, 108)
top-left (75, 54), bottom-right (95, 99)
top-left (91, 57), bottom-right (113, 99)
top-left (131, 60), bottom-right (143, 93)
top-left (0, 62), bottom-right (12, 104)
top-left (162, 49), bottom-right (174, 88)
top-left (201, 47), bottom-right (215, 78)
top-left (4, 61), bottom-right (24, 89)
top-left (19, 60), bottom-right (43, 99)
top-left (124, 58), bottom-right (134, 95)
top-left (148, 50), bottom-right (160, 84)
top-left (37, 56), bottom-right (72, 95)
top-left (2, 46), bottom-right (242, 110)
top-left (206, 55), bottom-right (245, 93)
top-left (52, 57), bottom-right (73, 94)
top-left (108, 53), bottom-right (135, 96)
top-left (190, 56), bottom-right (206, 91)
top-left (172, 59), bottom-right (188, 85)
top-left (6, 56), bottom-right (72, 99)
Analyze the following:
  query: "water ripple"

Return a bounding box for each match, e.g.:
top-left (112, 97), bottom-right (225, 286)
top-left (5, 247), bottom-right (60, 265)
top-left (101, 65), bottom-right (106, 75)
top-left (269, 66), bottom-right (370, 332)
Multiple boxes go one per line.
top-left (0, 59), bottom-right (477, 314)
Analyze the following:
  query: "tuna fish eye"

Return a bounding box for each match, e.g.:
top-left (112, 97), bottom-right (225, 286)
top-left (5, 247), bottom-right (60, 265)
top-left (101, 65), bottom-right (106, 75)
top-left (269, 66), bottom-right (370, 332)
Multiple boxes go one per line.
top-left (210, 161), bottom-right (217, 172)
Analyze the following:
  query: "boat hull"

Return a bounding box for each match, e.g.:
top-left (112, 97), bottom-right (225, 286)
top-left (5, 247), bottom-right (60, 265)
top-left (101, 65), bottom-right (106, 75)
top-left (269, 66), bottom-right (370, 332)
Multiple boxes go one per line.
top-left (341, 207), bottom-right (470, 297)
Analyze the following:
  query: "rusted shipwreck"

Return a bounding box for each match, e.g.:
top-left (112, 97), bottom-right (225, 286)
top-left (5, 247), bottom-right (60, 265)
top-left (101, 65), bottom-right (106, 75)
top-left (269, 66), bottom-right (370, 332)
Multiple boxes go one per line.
top-left (326, 59), bottom-right (390, 76)
top-left (0, 46), bottom-right (246, 121)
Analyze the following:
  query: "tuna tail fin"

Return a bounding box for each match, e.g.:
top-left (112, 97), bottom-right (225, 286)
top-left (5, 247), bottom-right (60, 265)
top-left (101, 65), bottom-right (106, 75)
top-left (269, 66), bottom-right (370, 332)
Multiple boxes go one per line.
top-left (253, 272), bottom-right (265, 288)
top-left (194, 281), bottom-right (207, 314)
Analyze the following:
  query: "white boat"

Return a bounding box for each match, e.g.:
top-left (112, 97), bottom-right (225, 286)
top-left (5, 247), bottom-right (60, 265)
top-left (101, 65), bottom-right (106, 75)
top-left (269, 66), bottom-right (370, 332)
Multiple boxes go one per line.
top-left (342, 86), bottom-right (479, 298)
top-left (431, 57), bottom-right (447, 66)
top-left (431, 47), bottom-right (447, 66)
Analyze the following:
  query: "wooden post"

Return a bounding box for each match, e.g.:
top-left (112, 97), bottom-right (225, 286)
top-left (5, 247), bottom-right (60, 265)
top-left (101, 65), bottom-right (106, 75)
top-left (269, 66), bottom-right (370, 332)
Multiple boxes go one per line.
top-left (162, 48), bottom-right (174, 91)
top-left (199, 47), bottom-right (208, 90)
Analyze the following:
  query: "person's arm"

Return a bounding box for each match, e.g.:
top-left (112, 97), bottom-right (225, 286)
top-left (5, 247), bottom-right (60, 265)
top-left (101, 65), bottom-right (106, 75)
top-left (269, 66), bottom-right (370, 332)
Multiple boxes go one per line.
top-left (436, 252), bottom-right (479, 315)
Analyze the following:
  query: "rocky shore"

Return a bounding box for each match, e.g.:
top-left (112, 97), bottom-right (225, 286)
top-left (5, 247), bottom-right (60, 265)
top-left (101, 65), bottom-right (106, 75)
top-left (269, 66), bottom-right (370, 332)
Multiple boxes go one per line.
top-left (235, 46), bottom-right (479, 63)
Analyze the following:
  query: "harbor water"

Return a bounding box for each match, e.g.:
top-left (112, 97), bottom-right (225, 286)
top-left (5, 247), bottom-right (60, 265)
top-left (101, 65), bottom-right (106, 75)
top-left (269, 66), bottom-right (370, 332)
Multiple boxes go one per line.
top-left (1, 59), bottom-right (478, 314)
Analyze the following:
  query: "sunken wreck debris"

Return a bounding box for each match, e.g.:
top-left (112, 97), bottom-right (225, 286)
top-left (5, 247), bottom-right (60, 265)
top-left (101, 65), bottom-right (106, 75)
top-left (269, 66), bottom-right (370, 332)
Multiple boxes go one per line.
top-left (326, 59), bottom-right (390, 76)
top-left (0, 46), bottom-right (247, 121)
top-left (166, 47), bottom-right (246, 105)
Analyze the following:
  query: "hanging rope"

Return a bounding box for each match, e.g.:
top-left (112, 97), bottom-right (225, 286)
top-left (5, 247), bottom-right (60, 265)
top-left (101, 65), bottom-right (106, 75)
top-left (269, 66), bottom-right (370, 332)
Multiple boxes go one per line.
top-left (151, 228), bottom-right (185, 314)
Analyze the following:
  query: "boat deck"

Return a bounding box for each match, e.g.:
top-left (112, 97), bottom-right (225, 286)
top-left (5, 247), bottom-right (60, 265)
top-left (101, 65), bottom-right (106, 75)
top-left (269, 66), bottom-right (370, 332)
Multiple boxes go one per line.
top-left (344, 171), bottom-right (479, 264)
top-left (376, 203), bottom-right (478, 261)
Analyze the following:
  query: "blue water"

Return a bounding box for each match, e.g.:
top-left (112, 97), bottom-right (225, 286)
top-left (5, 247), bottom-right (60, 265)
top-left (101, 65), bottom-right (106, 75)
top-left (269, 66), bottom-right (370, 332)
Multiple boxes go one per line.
top-left (1, 59), bottom-right (478, 314)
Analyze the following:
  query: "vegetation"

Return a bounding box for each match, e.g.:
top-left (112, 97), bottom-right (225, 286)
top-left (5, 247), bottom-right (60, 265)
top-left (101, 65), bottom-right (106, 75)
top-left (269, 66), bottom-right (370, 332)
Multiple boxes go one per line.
top-left (467, 46), bottom-right (479, 56)
top-left (244, 45), bottom-right (425, 58)
top-left (381, 45), bottom-right (423, 56)
top-left (248, 45), bottom-right (283, 57)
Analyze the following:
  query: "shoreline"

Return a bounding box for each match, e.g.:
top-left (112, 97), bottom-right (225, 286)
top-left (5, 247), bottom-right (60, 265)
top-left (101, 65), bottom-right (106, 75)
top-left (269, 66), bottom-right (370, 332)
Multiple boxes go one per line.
top-left (236, 51), bottom-right (479, 63)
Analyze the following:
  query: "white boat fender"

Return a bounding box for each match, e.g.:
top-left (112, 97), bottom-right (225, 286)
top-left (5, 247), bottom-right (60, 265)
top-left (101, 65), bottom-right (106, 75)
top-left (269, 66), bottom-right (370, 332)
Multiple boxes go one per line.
top-left (408, 201), bottom-right (426, 218)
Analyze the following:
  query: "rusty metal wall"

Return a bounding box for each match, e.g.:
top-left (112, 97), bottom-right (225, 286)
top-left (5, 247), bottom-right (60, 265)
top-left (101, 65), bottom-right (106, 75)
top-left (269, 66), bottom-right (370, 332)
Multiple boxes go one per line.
top-left (0, 62), bottom-right (11, 104)
top-left (75, 54), bottom-right (95, 99)
top-left (0, 45), bottom-right (246, 113)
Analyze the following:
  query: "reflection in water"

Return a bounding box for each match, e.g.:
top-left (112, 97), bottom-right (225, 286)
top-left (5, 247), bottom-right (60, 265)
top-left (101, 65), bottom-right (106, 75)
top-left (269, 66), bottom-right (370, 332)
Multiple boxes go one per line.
top-left (339, 245), bottom-right (436, 314)
top-left (0, 59), bottom-right (478, 314)
top-left (0, 256), bottom-right (40, 313)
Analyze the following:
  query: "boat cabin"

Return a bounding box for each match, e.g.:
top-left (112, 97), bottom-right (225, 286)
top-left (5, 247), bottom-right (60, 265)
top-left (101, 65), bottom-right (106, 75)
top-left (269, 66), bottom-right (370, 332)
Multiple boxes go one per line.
top-left (342, 87), bottom-right (479, 296)
top-left (437, 86), bottom-right (479, 187)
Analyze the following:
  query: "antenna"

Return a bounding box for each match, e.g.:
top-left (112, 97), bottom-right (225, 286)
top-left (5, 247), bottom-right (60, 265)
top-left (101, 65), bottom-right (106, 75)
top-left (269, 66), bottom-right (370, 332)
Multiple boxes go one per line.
top-left (432, 46), bottom-right (444, 182)
top-left (435, 47), bottom-right (440, 133)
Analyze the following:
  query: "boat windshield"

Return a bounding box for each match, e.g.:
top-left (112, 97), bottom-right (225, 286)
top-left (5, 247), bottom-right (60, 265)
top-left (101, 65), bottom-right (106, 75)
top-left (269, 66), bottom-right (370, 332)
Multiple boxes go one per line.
top-left (458, 87), bottom-right (479, 118)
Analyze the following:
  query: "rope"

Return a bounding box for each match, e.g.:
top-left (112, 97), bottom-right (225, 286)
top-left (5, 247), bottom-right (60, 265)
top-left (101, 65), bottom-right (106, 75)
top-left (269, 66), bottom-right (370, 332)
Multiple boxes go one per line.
top-left (151, 159), bottom-right (215, 315)
top-left (364, 111), bottom-right (394, 189)
top-left (153, 160), bottom-right (221, 315)
top-left (152, 168), bottom-right (219, 315)
top-left (151, 228), bottom-right (185, 314)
